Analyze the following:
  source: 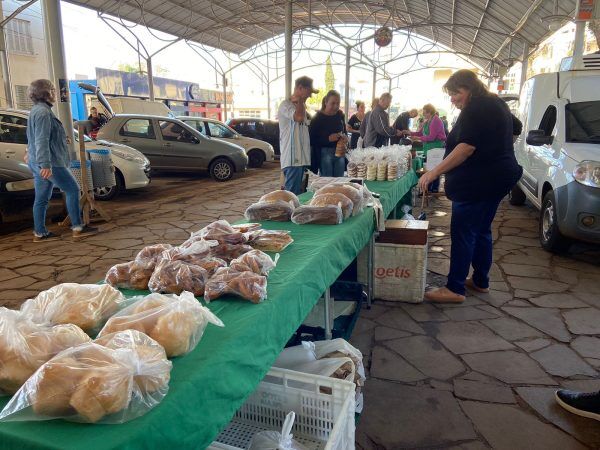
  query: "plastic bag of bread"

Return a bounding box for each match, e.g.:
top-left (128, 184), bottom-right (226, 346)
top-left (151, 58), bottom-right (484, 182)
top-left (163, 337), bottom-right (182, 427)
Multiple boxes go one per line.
top-left (209, 242), bottom-right (253, 262)
top-left (99, 292), bottom-right (224, 357)
top-left (148, 259), bottom-right (208, 296)
top-left (0, 341), bottom-right (170, 423)
top-left (204, 268), bottom-right (267, 304)
top-left (188, 256), bottom-right (227, 276)
top-left (245, 201), bottom-right (294, 222)
top-left (0, 308), bottom-right (91, 395)
top-left (231, 223), bottom-right (261, 233)
top-left (315, 183), bottom-right (364, 215)
top-left (310, 192), bottom-right (354, 220)
top-left (190, 220), bottom-right (247, 245)
top-left (21, 284), bottom-right (126, 334)
top-left (161, 240), bottom-right (218, 265)
top-left (135, 243), bottom-right (173, 265)
top-left (105, 260), bottom-right (155, 290)
top-left (259, 190), bottom-right (300, 208)
top-left (246, 229), bottom-right (293, 252)
top-left (95, 330), bottom-right (172, 398)
top-left (291, 205), bottom-right (343, 225)
top-left (230, 250), bottom-right (277, 276)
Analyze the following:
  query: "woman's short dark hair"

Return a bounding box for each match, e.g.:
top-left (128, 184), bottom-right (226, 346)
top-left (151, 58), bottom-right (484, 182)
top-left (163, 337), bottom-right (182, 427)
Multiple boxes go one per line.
top-left (355, 100), bottom-right (365, 109)
top-left (321, 89), bottom-right (341, 111)
top-left (443, 69), bottom-right (490, 98)
top-left (28, 79), bottom-right (54, 104)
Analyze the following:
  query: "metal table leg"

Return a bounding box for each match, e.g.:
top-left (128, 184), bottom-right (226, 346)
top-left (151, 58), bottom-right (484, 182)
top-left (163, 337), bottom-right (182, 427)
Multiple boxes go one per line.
top-left (324, 287), bottom-right (333, 340)
top-left (366, 233), bottom-right (375, 309)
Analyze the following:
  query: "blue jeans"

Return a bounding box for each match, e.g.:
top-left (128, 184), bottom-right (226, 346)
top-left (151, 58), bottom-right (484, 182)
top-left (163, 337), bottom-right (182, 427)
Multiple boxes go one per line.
top-left (29, 164), bottom-right (82, 235)
top-left (446, 198), bottom-right (501, 295)
top-left (320, 147), bottom-right (345, 177)
top-left (283, 166), bottom-right (305, 195)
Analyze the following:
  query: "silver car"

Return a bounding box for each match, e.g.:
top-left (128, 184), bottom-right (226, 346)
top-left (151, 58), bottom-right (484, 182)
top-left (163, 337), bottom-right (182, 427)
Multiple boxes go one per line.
top-left (96, 114), bottom-right (248, 182)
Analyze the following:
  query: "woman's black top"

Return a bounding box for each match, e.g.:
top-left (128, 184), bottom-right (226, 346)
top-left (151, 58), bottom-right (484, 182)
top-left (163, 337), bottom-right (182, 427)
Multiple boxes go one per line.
top-left (348, 114), bottom-right (362, 149)
top-left (444, 95), bottom-right (523, 202)
top-left (309, 110), bottom-right (346, 149)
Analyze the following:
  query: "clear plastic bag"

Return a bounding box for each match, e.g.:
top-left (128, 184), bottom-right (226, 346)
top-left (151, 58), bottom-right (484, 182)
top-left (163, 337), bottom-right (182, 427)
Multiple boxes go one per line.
top-left (20, 284), bottom-right (127, 335)
top-left (148, 260), bottom-right (209, 296)
top-left (315, 183), bottom-right (364, 216)
top-left (99, 291), bottom-right (223, 357)
top-left (209, 242), bottom-right (254, 262)
top-left (291, 205), bottom-right (343, 225)
top-left (245, 201), bottom-right (295, 222)
top-left (259, 190), bottom-right (300, 208)
top-left (135, 244), bottom-right (173, 266)
top-left (273, 341), bottom-right (316, 368)
top-left (229, 250), bottom-right (277, 276)
top-left (245, 230), bottom-right (293, 253)
top-left (190, 220), bottom-right (247, 245)
top-left (400, 204), bottom-right (415, 220)
top-left (0, 339), bottom-right (172, 423)
top-left (204, 268), bottom-right (267, 304)
top-left (310, 193), bottom-right (354, 220)
top-left (163, 240), bottom-right (218, 262)
top-left (231, 223), bottom-right (261, 233)
top-left (105, 260), bottom-right (155, 291)
top-left (248, 411), bottom-right (309, 450)
top-left (0, 308), bottom-right (91, 395)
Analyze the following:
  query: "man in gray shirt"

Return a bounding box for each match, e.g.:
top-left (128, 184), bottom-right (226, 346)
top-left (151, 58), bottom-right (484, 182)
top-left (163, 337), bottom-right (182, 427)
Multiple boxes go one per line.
top-left (364, 93), bottom-right (403, 148)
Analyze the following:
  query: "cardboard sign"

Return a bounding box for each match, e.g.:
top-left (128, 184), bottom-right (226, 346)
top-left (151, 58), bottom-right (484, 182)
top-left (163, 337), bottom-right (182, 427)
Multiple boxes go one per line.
top-left (424, 148), bottom-right (444, 171)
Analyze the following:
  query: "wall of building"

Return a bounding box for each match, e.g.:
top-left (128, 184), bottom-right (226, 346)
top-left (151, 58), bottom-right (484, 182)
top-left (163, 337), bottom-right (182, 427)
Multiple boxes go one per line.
top-left (0, 0), bottom-right (48, 109)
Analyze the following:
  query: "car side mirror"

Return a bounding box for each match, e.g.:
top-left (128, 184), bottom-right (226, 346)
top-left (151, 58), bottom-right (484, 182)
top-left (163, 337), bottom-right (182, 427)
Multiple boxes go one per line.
top-left (526, 129), bottom-right (554, 146)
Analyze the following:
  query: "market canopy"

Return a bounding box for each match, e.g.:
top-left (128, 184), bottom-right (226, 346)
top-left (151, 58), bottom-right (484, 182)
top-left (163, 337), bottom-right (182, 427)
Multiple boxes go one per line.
top-left (67, 0), bottom-right (578, 71)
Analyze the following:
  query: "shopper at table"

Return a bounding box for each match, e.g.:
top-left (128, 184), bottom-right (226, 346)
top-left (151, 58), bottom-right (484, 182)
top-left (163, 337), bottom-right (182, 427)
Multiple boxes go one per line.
top-left (309, 90), bottom-right (347, 177)
top-left (419, 69), bottom-right (522, 303)
top-left (347, 101), bottom-right (365, 149)
top-left (363, 93), bottom-right (403, 148)
top-left (391, 108), bottom-right (418, 145)
top-left (278, 76), bottom-right (318, 194)
top-left (358, 97), bottom-right (379, 148)
top-left (25, 79), bottom-right (98, 242)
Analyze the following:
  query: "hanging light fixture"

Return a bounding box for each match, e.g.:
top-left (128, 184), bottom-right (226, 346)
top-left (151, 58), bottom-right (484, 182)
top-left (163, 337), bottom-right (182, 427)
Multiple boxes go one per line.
top-left (541, 0), bottom-right (571, 32)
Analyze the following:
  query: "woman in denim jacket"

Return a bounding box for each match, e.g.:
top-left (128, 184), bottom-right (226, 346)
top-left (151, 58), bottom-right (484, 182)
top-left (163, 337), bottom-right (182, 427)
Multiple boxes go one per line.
top-left (26, 79), bottom-right (97, 241)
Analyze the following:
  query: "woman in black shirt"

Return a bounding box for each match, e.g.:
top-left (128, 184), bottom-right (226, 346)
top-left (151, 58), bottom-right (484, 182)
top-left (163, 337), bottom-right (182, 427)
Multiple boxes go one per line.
top-left (347, 101), bottom-right (365, 149)
top-left (309, 90), bottom-right (347, 177)
top-left (419, 69), bottom-right (522, 304)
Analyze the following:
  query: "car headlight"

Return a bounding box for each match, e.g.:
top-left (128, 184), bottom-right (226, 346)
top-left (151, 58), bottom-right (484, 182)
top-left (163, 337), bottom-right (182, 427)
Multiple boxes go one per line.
top-left (111, 149), bottom-right (147, 165)
top-left (573, 161), bottom-right (600, 188)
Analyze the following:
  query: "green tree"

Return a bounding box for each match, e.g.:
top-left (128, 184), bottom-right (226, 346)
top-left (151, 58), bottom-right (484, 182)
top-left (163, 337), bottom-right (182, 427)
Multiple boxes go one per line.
top-left (325, 56), bottom-right (335, 92)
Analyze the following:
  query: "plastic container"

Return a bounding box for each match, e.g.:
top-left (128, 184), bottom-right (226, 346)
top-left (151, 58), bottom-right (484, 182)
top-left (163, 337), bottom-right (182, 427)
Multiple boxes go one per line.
top-left (209, 367), bottom-right (355, 450)
top-left (86, 149), bottom-right (116, 188)
top-left (69, 160), bottom-right (93, 191)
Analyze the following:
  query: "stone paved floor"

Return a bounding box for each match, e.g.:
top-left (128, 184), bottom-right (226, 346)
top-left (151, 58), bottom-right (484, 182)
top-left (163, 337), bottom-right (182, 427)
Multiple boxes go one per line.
top-left (354, 194), bottom-right (600, 450)
top-left (1, 164), bottom-right (599, 449)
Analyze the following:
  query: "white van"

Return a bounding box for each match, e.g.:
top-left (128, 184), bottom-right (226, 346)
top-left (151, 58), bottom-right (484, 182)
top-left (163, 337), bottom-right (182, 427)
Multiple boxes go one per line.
top-left (511, 54), bottom-right (600, 252)
top-left (93, 97), bottom-right (175, 118)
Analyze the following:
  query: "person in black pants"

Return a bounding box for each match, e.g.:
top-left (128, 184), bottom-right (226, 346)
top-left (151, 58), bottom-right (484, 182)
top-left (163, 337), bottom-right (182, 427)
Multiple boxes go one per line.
top-left (347, 101), bottom-right (365, 149)
top-left (391, 108), bottom-right (418, 145)
top-left (309, 90), bottom-right (347, 177)
top-left (419, 69), bottom-right (522, 303)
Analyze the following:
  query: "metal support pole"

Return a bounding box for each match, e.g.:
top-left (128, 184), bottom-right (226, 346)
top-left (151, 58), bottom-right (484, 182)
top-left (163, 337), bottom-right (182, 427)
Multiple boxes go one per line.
top-left (266, 53), bottom-right (271, 119)
top-left (41, 0), bottom-right (75, 159)
top-left (222, 73), bottom-right (228, 121)
top-left (0, 7), bottom-right (13, 108)
top-left (284, 0), bottom-right (292, 98)
top-left (388, 77), bottom-right (392, 94)
top-left (344, 46), bottom-right (351, 119)
top-left (324, 287), bottom-right (333, 340)
top-left (367, 233), bottom-right (375, 308)
top-left (573, 20), bottom-right (586, 59)
top-left (519, 43), bottom-right (529, 93)
top-left (371, 67), bottom-right (377, 100)
top-left (146, 57), bottom-right (155, 101)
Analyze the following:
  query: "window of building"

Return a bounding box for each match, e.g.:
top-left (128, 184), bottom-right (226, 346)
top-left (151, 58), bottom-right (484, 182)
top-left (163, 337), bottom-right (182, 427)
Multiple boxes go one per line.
top-left (6, 19), bottom-right (34, 55)
top-left (238, 110), bottom-right (261, 118)
top-left (14, 85), bottom-right (33, 110)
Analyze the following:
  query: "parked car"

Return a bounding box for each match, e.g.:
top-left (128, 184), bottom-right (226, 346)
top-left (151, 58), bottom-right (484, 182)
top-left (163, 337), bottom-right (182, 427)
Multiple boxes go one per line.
top-left (0, 108), bottom-right (151, 201)
top-left (0, 158), bottom-right (34, 224)
top-left (511, 54), bottom-right (600, 252)
top-left (178, 116), bottom-right (274, 168)
top-left (96, 115), bottom-right (248, 181)
top-left (227, 118), bottom-right (280, 157)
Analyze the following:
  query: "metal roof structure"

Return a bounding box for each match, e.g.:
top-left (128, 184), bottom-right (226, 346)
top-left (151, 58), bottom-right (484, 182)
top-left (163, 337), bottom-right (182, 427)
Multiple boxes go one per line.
top-left (67, 0), bottom-right (578, 72)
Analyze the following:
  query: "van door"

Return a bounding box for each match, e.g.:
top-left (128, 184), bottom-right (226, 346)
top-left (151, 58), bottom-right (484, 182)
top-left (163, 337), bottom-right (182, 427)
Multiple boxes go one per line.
top-left (528, 104), bottom-right (558, 201)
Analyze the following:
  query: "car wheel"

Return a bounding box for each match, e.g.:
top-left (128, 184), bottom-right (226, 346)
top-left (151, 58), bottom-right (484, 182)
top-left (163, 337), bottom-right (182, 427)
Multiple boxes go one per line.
top-left (539, 190), bottom-right (571, 253)
top-left (509, 184), bottom-right (526, 206)
top-left (247, 149), bottom-right (266, 168)
top-left (94, 170), bottom-right (124, 201)
top-left (210, 158), bottom-right (234, 182)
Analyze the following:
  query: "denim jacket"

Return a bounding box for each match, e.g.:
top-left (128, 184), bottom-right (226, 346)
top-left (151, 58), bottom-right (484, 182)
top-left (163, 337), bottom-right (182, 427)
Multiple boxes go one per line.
top-left (26, 102), bottom-right (70, 169)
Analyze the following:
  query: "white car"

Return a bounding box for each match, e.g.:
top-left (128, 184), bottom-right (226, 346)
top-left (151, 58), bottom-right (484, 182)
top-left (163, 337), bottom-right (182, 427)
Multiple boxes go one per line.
top-left (178, 116), bottom-right (275, 168)
top-left (0, 109), bottom-right (151, 201)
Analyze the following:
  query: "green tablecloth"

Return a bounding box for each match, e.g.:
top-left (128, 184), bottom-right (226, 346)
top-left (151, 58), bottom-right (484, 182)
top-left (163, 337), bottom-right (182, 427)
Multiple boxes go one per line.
top-left (0, 172), bottom-right (417, 450)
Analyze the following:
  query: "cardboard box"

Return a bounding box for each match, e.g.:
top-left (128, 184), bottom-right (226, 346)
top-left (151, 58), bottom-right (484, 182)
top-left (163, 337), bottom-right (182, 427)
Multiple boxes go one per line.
top-left (377, 219), bottom-right (429, 245)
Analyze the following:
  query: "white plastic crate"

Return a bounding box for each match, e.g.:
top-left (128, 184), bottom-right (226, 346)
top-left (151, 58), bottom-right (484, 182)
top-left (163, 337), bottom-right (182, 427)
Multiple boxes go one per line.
top-left (209, 367), bottom-right (355, 450)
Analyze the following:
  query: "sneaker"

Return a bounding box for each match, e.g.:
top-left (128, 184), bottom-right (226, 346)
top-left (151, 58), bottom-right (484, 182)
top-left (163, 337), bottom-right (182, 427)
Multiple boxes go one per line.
top-left (33, 232), bottom-right (61, 243)
top-left (555, 389), bottom-right (600, 421)
top-left (72, 225), bottom-right (99, 239)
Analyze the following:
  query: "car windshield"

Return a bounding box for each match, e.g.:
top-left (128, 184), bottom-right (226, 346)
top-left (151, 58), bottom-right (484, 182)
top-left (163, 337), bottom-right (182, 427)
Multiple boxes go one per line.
top-left (565, 101), bottom-right (600, 144)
